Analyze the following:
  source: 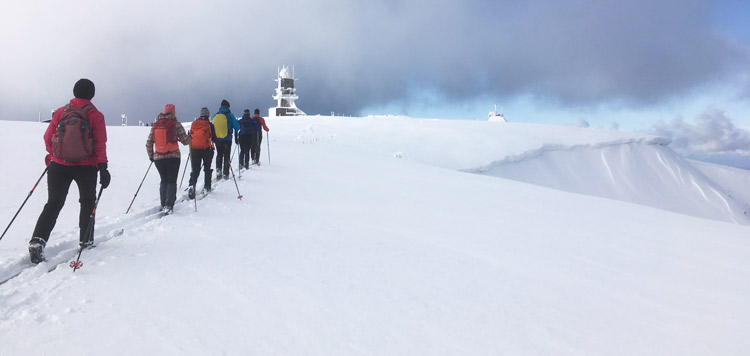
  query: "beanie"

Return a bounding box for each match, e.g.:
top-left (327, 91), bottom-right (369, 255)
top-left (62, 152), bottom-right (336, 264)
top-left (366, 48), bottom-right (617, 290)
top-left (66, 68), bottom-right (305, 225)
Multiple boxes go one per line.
top-left (200, 107), bottom-right (210, 117)
top-left (254, 108), bottom-right (260, 115)
top-left (221, 99), bottom-right (230, 108)
top-left (73, 79), bottom-right (95, 100)
top-left (243, 109), bottom-right (250, 115)
top-left (163, 104), bottom-right (176, 116)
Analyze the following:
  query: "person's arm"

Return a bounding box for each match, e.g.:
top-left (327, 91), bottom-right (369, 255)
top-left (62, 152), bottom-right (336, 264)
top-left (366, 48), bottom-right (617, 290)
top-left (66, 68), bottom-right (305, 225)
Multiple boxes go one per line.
top-left (231, 114), bottom-right (241, 138)
top-left (43, 108), bottom-right (62, 155)
top-left (175, 120), bottom-right (191, 145)
top-left (90, 108), bottom-right (108, 164)
top-left (145, 127), bottom-right (155, 160)
top-left (209, 122), bottom-right (220, 146)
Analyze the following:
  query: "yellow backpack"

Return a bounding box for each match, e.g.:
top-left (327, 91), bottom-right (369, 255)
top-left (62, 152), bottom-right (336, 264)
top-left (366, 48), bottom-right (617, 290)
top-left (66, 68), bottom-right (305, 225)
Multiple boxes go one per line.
top-left (213, 113), bottom-right (228, 139)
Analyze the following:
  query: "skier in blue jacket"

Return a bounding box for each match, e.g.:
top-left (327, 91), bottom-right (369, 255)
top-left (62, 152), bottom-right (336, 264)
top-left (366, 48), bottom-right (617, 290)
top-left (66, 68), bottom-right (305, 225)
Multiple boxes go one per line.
top-left (211, 99), bottom-right (240, 180)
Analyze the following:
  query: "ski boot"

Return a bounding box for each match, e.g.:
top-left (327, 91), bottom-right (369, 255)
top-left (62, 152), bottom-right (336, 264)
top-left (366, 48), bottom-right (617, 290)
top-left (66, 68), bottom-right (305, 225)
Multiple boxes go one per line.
top-left (29, 237), bottom-right (46, 264)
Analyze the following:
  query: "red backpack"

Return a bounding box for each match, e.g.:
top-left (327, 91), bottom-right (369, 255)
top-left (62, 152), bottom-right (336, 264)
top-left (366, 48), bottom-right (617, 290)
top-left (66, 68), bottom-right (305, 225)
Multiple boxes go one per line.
top-left (153, 114), bottom-right (178, 154)
top-left (190, 120), bottom-right (212, 149)
top-left (51, 104), bottom-right (95, 162)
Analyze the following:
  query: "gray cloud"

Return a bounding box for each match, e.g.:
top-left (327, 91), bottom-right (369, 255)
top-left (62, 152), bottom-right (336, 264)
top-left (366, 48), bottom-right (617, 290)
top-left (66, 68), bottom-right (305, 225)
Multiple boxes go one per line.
top-left (1, 0), bottom-right (748, 124)
top-left (650, 109), bottom-right (750, 154)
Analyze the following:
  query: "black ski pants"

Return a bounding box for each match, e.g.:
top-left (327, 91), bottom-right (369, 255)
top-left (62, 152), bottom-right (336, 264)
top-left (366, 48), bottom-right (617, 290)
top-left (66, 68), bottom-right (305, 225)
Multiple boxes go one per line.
top-left (251, 132), bottom-right (263, 164)
top-left (155, 157), bottom-right (181, 208)
top-left (215, 141), bottom-right (232, 176)
top-left (31, 162), bottom-right (98, 245)
top-left (189, 147), bottom-right (214, 190)
top-left (238, 135), bottom-right (254, 169)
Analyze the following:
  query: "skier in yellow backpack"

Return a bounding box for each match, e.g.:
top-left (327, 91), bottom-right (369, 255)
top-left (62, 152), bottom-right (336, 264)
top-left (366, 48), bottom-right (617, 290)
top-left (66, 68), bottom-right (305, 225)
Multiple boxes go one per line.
top-left (212, 99), bottom-right (240, 180)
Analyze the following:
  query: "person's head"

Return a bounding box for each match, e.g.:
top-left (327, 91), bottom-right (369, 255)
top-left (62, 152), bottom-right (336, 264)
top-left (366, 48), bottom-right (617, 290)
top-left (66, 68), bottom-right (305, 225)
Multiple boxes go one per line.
top-left (200, 107), bottom-right (210, 117)
top-left (221, 99), bottom-right (230, 108)
top-left (73, 79), bottom-right (95, 100)
top-left (243, 109), bottom-right (250, 116)
top-left (163, 104), bottom-right (176, 116)
top-left (254, 109), bottom-right (260, 115)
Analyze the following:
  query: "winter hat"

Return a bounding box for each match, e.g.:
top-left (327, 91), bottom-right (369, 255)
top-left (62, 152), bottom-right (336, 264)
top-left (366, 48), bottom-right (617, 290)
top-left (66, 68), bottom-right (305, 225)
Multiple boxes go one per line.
top-left (220, 99), bottom-right (230, 108)
top-left (163, 104), bottom-right (176, 116)
top-left (254, 108), bottom-right (260, 115)
top-left (200, 107), bottom-right (210, 117)
top-left (243, 109), bottom-right (250, 115)
top-left (73, 79), bottom-right (95, 100)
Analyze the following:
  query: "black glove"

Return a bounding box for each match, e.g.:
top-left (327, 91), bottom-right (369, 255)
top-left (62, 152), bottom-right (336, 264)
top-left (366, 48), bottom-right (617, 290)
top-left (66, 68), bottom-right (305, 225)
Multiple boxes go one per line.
top-left (98, 163), bottom-right (111, 189)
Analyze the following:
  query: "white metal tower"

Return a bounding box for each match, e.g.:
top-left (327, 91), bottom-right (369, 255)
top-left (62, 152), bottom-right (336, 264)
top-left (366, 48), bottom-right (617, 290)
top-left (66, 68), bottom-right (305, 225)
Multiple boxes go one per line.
top-left (269, 65), bottom-right (306, 117)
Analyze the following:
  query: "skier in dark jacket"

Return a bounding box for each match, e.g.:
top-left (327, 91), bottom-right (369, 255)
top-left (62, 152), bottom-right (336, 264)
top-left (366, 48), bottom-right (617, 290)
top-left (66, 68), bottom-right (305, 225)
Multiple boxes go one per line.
top-left (29, 78), bottom-right (111, 264)
top-left (237, 109), bottom-right (258, 170)
top-left (187, 107), bottom-right (219, 199)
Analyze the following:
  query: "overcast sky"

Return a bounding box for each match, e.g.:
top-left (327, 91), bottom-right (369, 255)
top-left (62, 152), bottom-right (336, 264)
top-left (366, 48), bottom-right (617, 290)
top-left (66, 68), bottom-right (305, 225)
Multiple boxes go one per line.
top-left (2, 0), bottom-right (749, 131)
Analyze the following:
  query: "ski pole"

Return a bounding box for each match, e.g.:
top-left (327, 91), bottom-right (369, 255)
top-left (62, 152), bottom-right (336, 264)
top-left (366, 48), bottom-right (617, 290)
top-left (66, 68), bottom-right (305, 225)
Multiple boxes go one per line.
top-left (0, 167), bottom-right (48, 242)
top-left (236, 143), bottom-right (242, 179)
top-left (228, 164), bottom-right (243, 200)
top-left (266, 131), bottom-right (270, 165)
top-left (125, 161), bottom-right (153, 214)
top-left (194, 160), bottom-right (203, 212)
top-left (71, 185), bottom-right (104, 272)
top-left (179, 151), bottom-right (191, 189)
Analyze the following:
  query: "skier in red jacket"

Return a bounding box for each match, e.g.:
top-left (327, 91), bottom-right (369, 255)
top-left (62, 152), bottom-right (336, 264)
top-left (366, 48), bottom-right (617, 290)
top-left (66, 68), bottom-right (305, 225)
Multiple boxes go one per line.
top-left (251, 109), bottom-right (270, 165)
top-left (29, 78), bottom-right (111, 264)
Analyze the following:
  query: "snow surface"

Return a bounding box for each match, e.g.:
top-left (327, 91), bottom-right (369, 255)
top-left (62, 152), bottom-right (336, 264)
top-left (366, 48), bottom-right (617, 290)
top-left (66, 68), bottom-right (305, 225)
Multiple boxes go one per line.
top-left (1, 117), bottom-right (750, 355)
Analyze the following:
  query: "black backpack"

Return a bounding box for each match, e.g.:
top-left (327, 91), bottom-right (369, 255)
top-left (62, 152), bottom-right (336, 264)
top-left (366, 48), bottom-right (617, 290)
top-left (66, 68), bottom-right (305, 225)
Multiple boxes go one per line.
top-left (240, 117), bottom-right (260, 136)
top-left (51, 104), bottom-right (96, 162)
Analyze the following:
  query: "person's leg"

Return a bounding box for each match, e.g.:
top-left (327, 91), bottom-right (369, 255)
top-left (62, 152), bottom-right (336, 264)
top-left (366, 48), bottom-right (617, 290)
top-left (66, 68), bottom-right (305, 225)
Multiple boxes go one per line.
top-left (241, 136), bottom-right (252, 168)
top-left (164, 158), bottom-right (181, 207)
top-left (31, 162), bottom-right (73, 245)
top-left (215, 142), bottom-right (225, 177)
top-left (256, 134), bottom-right (263, 164)
top-left (238, 138), bottom-right (245, 169)
top-left (188, 148), bottom-right (202, 186)
top-left (72, 165), bottom-right (98, 245)
top-left (222, 142), bottom-right (231, 177)
top-left (203, 149), bottom-right (214, 191)
top-left (154, 159), bottom-right (170, 207)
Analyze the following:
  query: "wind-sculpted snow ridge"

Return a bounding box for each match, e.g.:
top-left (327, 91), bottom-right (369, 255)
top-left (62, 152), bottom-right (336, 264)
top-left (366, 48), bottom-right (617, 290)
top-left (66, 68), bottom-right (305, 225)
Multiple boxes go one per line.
top-left (467, 139), bottom-right (750, 225)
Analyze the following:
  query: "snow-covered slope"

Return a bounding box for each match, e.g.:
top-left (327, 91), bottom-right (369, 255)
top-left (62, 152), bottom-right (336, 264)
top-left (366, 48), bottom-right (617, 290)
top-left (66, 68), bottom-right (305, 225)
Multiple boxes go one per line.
top-left (470, 139), bottom-right (750, 224)
top-left (293, 116), bottom-right (750, 224)
top-left (1, 117), bottom-right (749, 355)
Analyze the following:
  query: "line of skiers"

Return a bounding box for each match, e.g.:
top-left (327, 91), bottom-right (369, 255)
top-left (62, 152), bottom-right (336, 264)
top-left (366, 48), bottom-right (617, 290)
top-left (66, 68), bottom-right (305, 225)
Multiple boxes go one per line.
top-left (146, 100), bottom-right (269, 214)
top-left (25, 79), bottom-right (269, 264)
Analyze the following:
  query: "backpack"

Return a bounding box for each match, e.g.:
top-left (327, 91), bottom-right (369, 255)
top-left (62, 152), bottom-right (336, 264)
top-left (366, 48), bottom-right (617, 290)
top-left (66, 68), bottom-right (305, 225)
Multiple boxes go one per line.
top-left (190, 119), bottom-right (212, 149)
top-left (51, 104), bottom-right (96, 162)
top-left (239, 117), bottom-right (259, 136)
top-left (213, 113), bottom-right (228, 139)
top-left (153, 114), bottom-right (178, 154)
